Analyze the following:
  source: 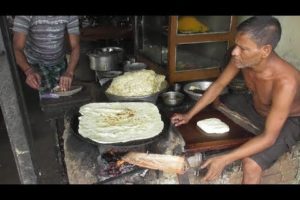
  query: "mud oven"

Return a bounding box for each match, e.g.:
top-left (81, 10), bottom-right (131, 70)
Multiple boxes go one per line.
top-left (63, 106), bottom-right (188, 184)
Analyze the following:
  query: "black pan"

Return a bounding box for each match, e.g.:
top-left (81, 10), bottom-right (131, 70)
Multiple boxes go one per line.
top-left (68, 107), bottom-right (166, 147)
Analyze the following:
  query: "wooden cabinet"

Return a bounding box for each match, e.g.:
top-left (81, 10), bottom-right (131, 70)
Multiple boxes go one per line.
top-left (134, 16), bottom-right (237, 84)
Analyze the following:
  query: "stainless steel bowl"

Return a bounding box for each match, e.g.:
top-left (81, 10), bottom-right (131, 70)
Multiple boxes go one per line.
top-left (161, 91), bottom-right (185, 106)
top-left (105, 81), bottom-right (168, 104)
top-left (183, 81), bottom-right (228, 101)
top-left (87, 49), bottom-right (119, 71)
top-left (123, 62), bottom-right (147, 72)
top-left (101, 47), bottom-right (124, 63)
top-left (101, 70), bottom-right (123, 78)
top-left (105, 91), bottom-right (160, 103)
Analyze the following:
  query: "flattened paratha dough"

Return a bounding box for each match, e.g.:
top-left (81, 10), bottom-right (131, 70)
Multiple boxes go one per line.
top-left (78, 102), bottom-right (164, 143)
top-left (197, 118), bottom-right (229, 134)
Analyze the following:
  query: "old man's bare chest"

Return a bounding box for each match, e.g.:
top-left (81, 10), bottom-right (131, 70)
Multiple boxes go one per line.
top-left (242, 70), bottom-right (274, 106)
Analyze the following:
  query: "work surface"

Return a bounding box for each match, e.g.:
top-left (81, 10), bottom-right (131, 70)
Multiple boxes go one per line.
top-left (175, 105), bottom-right (254, 153)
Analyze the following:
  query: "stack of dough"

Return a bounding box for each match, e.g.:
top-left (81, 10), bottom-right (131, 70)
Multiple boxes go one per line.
top-left (197, 118), bottom-right (229, 135)
top-left (106, 69), bottom-right (166, 97)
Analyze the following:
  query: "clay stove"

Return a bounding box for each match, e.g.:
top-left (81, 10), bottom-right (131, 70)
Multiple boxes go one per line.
top-left (64, 105), bottom-right (187, 184)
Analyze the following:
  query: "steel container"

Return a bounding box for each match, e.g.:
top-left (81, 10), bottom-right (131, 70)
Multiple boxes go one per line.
top-left (87, 49), bottom-right (119, 71)
top-left (161, 91), bottom-right (185, 106)
top-left (183, 81), bottom-right (228, 101)
top-left (105, 81), bottom-right (168, 104)
top-left (101, 47), bottom-right (124, 63)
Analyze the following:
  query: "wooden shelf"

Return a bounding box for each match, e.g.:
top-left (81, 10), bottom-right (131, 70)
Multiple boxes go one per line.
top-left (135, 16), bottom-right (237, 85)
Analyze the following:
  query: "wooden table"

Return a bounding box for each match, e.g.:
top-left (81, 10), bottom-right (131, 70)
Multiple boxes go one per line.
top-left (175, 105), bottom-right (254, 153)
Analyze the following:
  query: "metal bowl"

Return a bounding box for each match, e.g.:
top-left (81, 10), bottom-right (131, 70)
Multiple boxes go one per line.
top-left (124, 62), bottom-right (147, 72)
top-left (105, 92), bottom-right (159, 103)
top-left (87, 49), bottom-right (119, 71)
top-left (161, 91), bottom-right (185, 106)
top-left (105, 81), bottom-right (168, 104)
top-left (101, 70), bottom-right (123, 78)
top-left (101, 47), bottom-right (124, 63)
top-left (183, 81), bottom-right (228, 101)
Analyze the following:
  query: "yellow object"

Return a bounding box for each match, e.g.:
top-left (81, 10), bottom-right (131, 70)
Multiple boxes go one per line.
top-left (178, 16), bottom-right (209, 33)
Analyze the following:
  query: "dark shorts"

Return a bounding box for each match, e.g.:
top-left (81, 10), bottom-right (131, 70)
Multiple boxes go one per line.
top-left (31, 60), bottom-right (66, 94)
top-left (220, 93), bottom-right (300, 170)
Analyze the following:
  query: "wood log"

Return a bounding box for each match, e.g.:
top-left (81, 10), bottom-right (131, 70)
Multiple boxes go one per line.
top-left (122, 152), bottom-right (188, 174)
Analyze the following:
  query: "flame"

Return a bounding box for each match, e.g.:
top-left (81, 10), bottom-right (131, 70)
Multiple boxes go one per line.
top-left (116, 160), bottom-right (125, 167)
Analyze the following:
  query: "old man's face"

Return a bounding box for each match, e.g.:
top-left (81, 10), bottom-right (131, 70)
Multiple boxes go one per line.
top-left (231, 32), bottom-right (264, 69)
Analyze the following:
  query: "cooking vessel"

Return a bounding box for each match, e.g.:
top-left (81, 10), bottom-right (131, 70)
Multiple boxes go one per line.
top-left (87, 49), bottom-right (119, 71)
top-left (183, 81), bottom-right (228, 101)
top-left (101, 47), bottom-right (124, 64)
top-left (68, 107), bottom-right (166, 147)
top-left (105, 91), bottom-right (160, 103)
top-left (161, 91), bottom-right (185, 106)
top-left (105, 81), bottom-right (168, 104)
top-left (123, 62), bottom-right (147, 72)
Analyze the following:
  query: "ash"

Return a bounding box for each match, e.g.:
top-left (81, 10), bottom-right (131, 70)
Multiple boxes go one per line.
top-left (97, 151), bottom-right (140, 182)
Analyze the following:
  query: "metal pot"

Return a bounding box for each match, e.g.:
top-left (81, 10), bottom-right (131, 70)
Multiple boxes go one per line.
top-left (87, 49), bottom-right (119, 71)
top-left (101, 47), bottom-right (124, 64)
top-left (123, 62), bottom-right (147, 72)
top-left (67, 41), bottom-right (96, 81)
top-left (104, 80), bottom-right (168, 104)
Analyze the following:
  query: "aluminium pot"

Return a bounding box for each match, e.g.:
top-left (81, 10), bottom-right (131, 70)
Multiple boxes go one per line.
top-left (101, 47), bottom-right (124, 64)
top-left (87, 49), bottom-right (119, 71)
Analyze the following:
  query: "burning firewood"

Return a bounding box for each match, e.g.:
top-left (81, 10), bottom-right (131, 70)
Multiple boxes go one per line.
top-left (122, 152), bottom-right (188, 174)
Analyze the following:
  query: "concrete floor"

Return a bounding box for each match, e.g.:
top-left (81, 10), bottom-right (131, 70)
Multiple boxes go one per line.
top-left (0, 78), bottom-right (67, 184)
top-left (0, 110), bottom-right (20, 184)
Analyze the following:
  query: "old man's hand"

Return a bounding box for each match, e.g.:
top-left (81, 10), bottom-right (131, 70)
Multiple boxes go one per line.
top-left (171, 113), bottom-right (191, 127)
top-left (200, 155), bottom-right (229, 182)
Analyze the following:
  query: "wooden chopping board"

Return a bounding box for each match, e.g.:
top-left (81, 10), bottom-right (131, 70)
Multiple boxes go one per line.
top-left (175, 106), bottom-right (254, 153)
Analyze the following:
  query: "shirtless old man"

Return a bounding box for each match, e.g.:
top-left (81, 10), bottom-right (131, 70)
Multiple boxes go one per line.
top-left (171, 16), bottom-right (300, 184)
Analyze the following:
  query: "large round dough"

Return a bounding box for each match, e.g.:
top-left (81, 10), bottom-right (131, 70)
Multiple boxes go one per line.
top-left (78, 102), bottom-right (164, 143)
